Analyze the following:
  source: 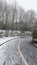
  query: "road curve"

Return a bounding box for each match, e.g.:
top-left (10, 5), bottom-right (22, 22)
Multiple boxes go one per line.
top-left (0, 37), bottom-right (33, 65)
top-left (0, 37), bottom-right (26, 65)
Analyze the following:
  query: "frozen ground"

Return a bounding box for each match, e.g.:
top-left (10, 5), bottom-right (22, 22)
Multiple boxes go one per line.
top-left (0, 37), bottom-right (18, 65)
top-left (0, 36), bottom-right (19, 45)
top-left (0, 37), bottom-right (25, 65)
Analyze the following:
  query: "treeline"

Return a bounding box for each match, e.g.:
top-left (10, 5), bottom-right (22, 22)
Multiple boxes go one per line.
top-left (0, 0), bottom-right (37, 32)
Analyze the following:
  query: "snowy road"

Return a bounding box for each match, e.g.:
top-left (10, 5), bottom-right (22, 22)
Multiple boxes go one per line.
top-left (20, 37), bottom-right (37, 65)
top-left (0, 37), bottom-right (25, 65)
top-left (0, 37), bottom-right (36, 65)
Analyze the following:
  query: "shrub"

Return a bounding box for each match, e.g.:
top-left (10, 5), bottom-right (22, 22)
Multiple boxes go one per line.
top-left (32, 21), bottom-right (37, 44)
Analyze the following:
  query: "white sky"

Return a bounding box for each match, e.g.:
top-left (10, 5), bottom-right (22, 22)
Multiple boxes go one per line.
top-left (6, 0), bottom-right (37, 12)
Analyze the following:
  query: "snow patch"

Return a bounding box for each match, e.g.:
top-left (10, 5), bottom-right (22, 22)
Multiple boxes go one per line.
top-left (0, 37), bottom-right (19, 45)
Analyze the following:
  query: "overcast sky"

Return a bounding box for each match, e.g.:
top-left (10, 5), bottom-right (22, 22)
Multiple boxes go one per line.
top-left (6, 0), bottom-right (37, 12)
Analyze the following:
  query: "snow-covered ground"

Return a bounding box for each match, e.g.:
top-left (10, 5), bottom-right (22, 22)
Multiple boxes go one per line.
top-left (33, 39), bottom-right (37, 41)
top-left (0, 37), bottom-right (19, 45)
top-left (0, 37), bottom-right (24, 65)
top-left (0, 37), bottom-right (19, 65)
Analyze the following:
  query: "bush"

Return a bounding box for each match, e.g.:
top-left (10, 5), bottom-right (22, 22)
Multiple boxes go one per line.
top-left (32, 21), bottom-right (37, 44)
top-left (32, 31), bottom-right (37, 39)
